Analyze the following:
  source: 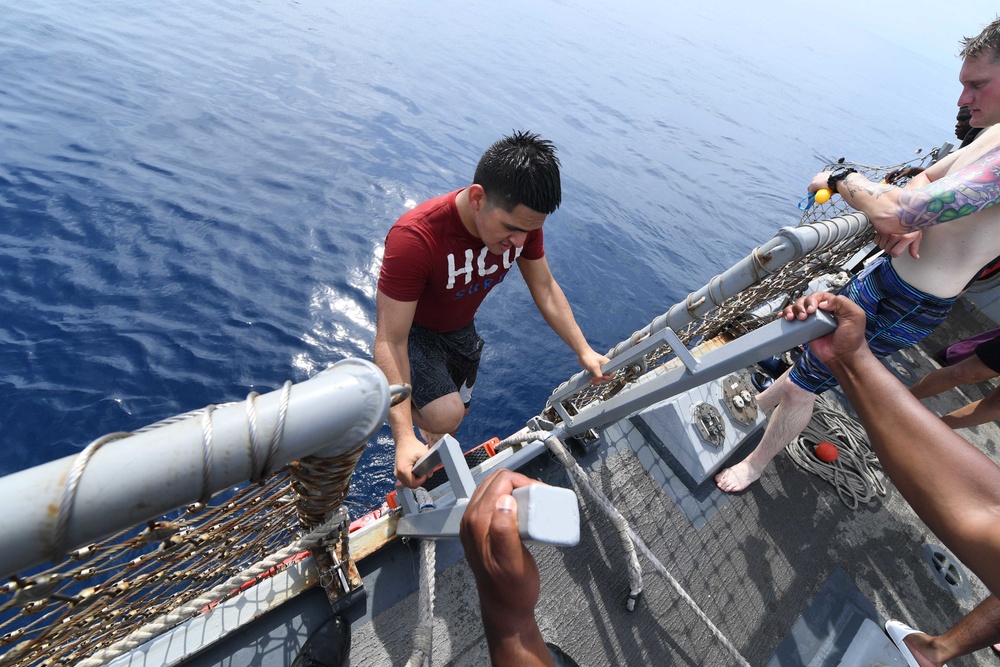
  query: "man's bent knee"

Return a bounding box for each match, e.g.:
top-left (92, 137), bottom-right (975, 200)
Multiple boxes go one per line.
top-left (782, 377), bottom-right (819, 405)
top-left (413, 393), bottom-right (466, 435)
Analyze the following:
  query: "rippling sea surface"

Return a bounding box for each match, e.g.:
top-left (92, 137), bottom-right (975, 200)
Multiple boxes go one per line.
top-left (0, 0), bottom-right (969, 511)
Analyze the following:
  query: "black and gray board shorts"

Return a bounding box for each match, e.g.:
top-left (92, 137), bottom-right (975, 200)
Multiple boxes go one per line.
top-left (408, 321), bottom-right (484, 409)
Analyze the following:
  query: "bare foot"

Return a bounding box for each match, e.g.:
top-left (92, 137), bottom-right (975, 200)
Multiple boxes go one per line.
top-left (715, 460), bottom-right (763, 493)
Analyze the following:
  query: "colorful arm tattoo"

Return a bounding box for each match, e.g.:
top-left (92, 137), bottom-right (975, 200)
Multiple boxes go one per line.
top-left (888, 145), bottom-right (1000, 232)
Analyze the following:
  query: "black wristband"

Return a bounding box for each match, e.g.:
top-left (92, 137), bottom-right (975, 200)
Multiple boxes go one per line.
top-left (827, 168), bottom-right (858, 193)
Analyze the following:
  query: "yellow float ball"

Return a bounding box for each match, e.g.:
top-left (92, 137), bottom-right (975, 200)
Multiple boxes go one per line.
top-left (814, 188), bottom-right (832, 204)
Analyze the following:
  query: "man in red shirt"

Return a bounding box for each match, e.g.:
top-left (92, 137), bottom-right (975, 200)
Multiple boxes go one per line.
top-left (375, 131), bottom-right (611, 489)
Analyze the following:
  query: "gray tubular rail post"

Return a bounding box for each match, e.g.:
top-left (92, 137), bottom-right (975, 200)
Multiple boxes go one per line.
top-left (547, 212), bottom-right (870, 405)
top-left (0, 358), bottom-right (391, 581)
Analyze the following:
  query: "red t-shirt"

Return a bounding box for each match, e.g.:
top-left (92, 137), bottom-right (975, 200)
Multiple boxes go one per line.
top-left (378, 190), bottom-right (545, 332)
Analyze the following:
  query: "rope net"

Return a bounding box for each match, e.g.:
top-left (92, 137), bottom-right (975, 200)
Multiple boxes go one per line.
top-left (1, 473), bottom-right (292, 666)
top-left (0, 418), bottom-right (363, 667)
top-left (0, 153), bottom-right (934, 666)
top-left (547, 155), bottom-right (930, 422)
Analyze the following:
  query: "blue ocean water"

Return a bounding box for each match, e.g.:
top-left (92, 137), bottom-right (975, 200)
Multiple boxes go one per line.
top-left (0, 0), bottom-right (964, 512)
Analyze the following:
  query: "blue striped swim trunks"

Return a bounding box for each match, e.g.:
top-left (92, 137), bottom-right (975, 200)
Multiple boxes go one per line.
top-left (788, 256), bottom-right (955, 394)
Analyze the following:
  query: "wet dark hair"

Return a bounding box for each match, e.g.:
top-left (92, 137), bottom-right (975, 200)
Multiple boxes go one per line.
top-left (960, 16), bottom-right (1000, 63)
top-left (473, 131), bottom-right (561, 215)
top-left (957, 106), bottom-right (972, 121)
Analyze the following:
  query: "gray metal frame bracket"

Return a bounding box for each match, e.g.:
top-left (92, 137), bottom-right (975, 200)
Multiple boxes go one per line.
top-left (397, 435), bottom-right (475, 540)
top-left (557, 311), bottom-right (838, 438)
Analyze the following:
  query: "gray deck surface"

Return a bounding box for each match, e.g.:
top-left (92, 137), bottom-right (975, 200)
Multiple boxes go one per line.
top-left (185, 300), bottom-right (1000, 666)
top-left (347, 300), bottom-right (1000, 666)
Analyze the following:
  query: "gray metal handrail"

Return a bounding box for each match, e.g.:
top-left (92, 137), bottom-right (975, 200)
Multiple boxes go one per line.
top-left (0, 358), bottom-right (390, 580)
top-left (548, 212), bottom-right (870, 405)
top-left (554, 312), bottom-right (837, 438)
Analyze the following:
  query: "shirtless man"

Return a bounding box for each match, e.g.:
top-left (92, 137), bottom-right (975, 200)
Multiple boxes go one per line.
top-left (374, 132), bottom-right (611, 490)
top-left (716, 15), bottom-right (1000, 493)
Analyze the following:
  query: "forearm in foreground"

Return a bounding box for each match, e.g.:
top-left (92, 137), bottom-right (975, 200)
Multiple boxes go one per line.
top-left (829, 350), bottom-right (1000, 596)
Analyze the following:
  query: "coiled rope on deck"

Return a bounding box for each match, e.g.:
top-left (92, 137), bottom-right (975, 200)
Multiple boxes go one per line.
top-left (787, 394), bottom-right (886, 509)
top-left (498, 430), bottom-right (752, 667)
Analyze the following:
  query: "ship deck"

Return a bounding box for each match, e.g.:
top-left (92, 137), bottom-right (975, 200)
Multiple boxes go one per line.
top-left (185, 298), bottom-right (1000, 667)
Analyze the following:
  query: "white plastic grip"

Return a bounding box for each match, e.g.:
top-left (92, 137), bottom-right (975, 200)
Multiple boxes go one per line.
top-left (512, 484), bottom-right (580, 547)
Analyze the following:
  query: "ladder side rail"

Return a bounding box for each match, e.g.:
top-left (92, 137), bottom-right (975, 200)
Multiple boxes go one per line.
top-left (558, 312), bottom-right (837, 437)
top-left (546, 213), bottom-right (869, 406)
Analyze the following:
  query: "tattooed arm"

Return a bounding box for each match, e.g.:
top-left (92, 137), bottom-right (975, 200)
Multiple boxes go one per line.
top-left (810, 145), bottom-right (1000, 235)
top-left (872, 174), bottom-right (926, 259)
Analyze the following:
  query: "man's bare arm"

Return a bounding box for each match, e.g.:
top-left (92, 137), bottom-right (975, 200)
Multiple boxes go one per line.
top-left (373, 290), bottom-right (429, 488)
top-left (517, 256), bottom-right (612, 383)
top-left (823, 145), bottom-right (1000, 234)
top-left (785, 293), bottom-right (1000, 597)
top-left (460, 470), bottom-right (554, 667)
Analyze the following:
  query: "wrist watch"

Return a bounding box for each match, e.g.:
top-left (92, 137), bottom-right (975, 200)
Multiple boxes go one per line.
top-left (827, 168), bottom-right (858, 193)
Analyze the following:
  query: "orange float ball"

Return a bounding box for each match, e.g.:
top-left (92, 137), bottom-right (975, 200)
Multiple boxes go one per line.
top-left (814, 441), bottom-right (839, 462)
top-left (814, 188), bottom-right (832, 204)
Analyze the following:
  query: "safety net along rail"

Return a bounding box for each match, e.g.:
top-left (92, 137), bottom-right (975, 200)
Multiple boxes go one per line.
top-left (545, 155), bottom-right (929, 425)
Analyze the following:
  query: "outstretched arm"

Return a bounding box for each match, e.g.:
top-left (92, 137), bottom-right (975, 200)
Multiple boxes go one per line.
top-left (808, 145), bottom-right (1000, 236)
top-left (373, 290), bottom-right (429, 489)
top-left (784, 293), bottom-right (1000, 598)
top-left (518, 256), bottom-right (612, 384)
top-left (460, 469), bottom-right (554, 667)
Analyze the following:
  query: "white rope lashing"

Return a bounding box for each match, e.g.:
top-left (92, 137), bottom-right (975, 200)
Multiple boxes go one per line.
top-left (247, 380), bottom-right (293, 483)
top-left (198, 405), bottom-right (217, 505)
top-left (53, 385), bottom-right (296, 564)
top-left (53, 432), bottom-right (132, 560)
top-left (74, 508), bottom-right (348, 667)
